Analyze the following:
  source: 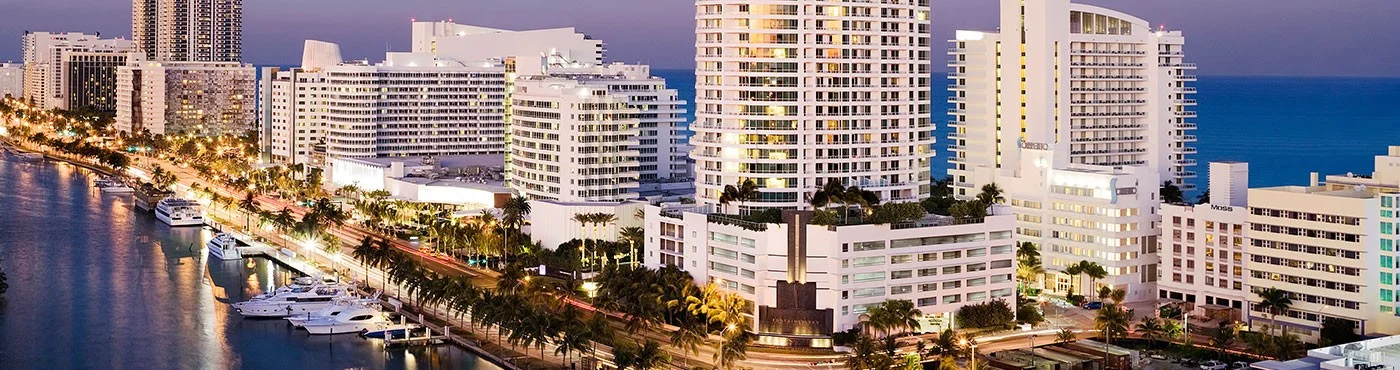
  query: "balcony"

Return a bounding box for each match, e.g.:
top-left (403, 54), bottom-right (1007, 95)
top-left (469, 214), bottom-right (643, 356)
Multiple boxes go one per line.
top-left (1159, 63), bottom-right (1198, 69)
top-left (1176, 135), bottom-right (1198, 142)
top-left (1174, 111), bottom-right (1198, 118)
top-left (1175, 171), bottom-right (1198, 178)
top-left (1176, 75), bottom-right (1198, 81)
top-left (1176, 122), bottom-right (1197, 129)
top-left (1173, 147), bottom-right (1198, 154)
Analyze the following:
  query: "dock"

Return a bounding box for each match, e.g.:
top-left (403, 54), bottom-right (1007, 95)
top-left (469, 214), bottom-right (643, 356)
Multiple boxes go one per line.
top-left (381, 315), bottom-right (452, 348)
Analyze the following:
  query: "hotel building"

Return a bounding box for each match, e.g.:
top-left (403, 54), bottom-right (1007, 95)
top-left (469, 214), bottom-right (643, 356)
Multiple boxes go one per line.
top-left (115, 58), bottom-right (256, 136)
top-left (21, 32), bottom-right (136, 112)
top-left (411, 22), bottom-right (603, 76)
top-left (645, 205), bottom-right (1017, 347)
top-left (691, 0), bottom-right (935, 212)
top-left (508, 62), bottom-right (690, 202)
top-left (949, 0), bottom-right (1196, 301)
top-left (1244, 147), bottom-right (1400, 339)
top-left (1158, 162), bottom-right (1251, 317)
top-left (132, 0), bottom-right (243, 62)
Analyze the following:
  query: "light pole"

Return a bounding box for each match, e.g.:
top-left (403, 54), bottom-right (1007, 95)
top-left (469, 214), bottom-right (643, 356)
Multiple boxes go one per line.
top-left (1029, 334), bottom-right (1036, 367)
top-left (960, 338), bottom-right (977, 370)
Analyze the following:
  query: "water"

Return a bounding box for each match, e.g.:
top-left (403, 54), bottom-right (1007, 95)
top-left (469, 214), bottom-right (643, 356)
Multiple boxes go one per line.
top-left (0, 156), bottom-right (501, 370)
top-left (653, 70), bottom-right (1400, 193)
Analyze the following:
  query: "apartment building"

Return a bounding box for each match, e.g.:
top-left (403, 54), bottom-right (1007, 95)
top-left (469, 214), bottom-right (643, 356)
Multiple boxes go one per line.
top-left (1159, 162), bottom-right (1251, 316)
top-left (949, 0), bottom-right (1196, 301)
top-left (645, 205), bottom-right (1016, 348)
top-left (21, 32), bottom-right (135, 112)
top-left (115, 59), bottom-right (256, 136)
top-left (691, 0), bottom-right (935, 212)
top-left (132, 0), bottom-right (243, 62)
top-left (510, 74), bottom-right (642, 202)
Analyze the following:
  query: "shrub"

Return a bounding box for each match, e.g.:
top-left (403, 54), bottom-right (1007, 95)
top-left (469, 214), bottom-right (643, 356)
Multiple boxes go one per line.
top-left (1067, 294), bottom-right (1086, 306)
top-left (870, 202), bottom-right (928, 224)
top-left (955, 299), bottom-right (1015, 330)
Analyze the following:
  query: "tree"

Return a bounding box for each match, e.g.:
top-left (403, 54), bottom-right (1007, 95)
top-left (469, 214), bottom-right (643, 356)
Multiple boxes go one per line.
top-left (976, 183), bottom-right (1005, 206)
top-left (947, 200), bottom-right (988, 221)
top-left (1196, 190), bottom-right (1211, 205)
top-left (1136, 316), bottom-right (1165, 346)
top-left (500, 195), bottom-right (531, 257)
top-left (1319, 317), bottom-right (1360, 346)
top-left (1056, 328), bottom-right (1077, 344)
top-left (869, 202), bottom-right (927, 224)
top-left (1210, 320), bottom-right (1236, 355)
top-left (151, 165), bottom-right (177, 190)
top-left (922, 176), bottom-right (957, 215)
top-left (954, 299), bottom-right (1015, 330)
top-left (1161, 181), bottom-right (1185, 204)
top-left (614, 340), bottom-right (671, 370)
top-left (719, 179), bottom-right (759, 214)
top-left (1255, 287), bottom-right (1293, 338)
top-left (619, 226), bottom-right (645, 267)
top-left (861, 299), bottom-right (922, 338)
top-left (1095, 304), bottom-right (1132, 345)
top-left (669, 312), bottom-right (708, 368)
top-left (1016, 241), bottom-right (1045, 294)
top-left (845, 336), bottom-right (888, 370)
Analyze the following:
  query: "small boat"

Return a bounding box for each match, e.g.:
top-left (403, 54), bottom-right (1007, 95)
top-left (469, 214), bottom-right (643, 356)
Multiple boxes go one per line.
top-left (286, 295), bottom-right (380, 328)
top-left (155, 198), bottom-right (204, 227)
top-left (361, 323), bottom-right (422, 339)
top-left (207, 233), bottom-right (244, 261)
top-left (301, 305), bottom-right (391, 335)
top-left (94, 178), bottom-right (135, 193)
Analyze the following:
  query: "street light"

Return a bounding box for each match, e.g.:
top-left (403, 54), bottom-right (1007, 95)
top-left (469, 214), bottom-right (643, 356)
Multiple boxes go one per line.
top-left (960, 338), bottom-right (977, 370)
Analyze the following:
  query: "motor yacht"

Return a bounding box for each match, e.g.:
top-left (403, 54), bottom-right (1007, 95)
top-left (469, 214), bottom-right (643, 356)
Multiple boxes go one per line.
top-left (301, 305), bottom-right (391, 335)
top-left (206, 233), bottom-right (245, 261)
top-left (286, 296), bottom-right (380, 328)
top-left (362, 323), bottom-right (423, 339)
top-left (234, 284), bottom-right (353, 317)
top-left (155, 198), bottom-right (203, 227)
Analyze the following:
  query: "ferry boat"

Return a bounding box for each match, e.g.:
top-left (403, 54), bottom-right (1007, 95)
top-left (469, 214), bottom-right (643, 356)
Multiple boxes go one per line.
top-left (155, 198), bottom-right (204, 227)
top-left (206, 233), bottom-right (244, 261)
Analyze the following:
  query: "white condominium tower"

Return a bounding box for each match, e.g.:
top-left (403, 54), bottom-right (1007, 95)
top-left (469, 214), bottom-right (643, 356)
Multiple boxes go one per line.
top-left (948, 0), bottom-right (1196, 195)
top-left (949, 0), bottom-right (1196, 301)
top-left (693, 0), bottom-right (935, 212)
top-left (509, 62), bottom-right (689, 202)
top-left (259, 41), bottom-right (507, 162)
top-left (132, 0), bottom-right (243, 62)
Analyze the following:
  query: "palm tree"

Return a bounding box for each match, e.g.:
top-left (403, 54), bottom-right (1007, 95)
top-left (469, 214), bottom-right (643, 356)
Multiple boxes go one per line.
top-left (619, 226), bottom-right (644, 267)
top-left (500, 196), bottom-right (531, 256)
top-left (669, 313), bottom-right (707, 368)
top-left (615, 340), bottom-right (670, 370)
top-left (351, 237), bottom-right (377, 290)
top-left (688, 282), bottom-right (754, 370)
top-left (719, 179), bottom-right (759, 214)
top-left (1161, 181), bottom-right (1185, 204)
top-left (1064, 262), bottom-right (1084, 296)
top-left (976, 183), bottom-right (1005, 205)
top-left (1136, 316), bottom-right (1165, 346)
top-left (1255, 287), bottom-right (1293, 338)
top-left (845, 336), bottom-right (884, 370)
top-left (237, 192), bottom-right (258, 231)
top-left (1109, 288), bottom-right (1127, 306)
top-left (1056, 328), bottom-right (1076, 344)
top-left (1095, 304), bottom-right (1132, 345)
top-left (1084, 262), bottom-right (1107, 297)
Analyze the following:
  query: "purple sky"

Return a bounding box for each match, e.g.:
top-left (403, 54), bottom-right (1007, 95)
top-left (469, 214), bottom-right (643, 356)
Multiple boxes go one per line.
top-left (3, 0), bottom-right (1398, 76)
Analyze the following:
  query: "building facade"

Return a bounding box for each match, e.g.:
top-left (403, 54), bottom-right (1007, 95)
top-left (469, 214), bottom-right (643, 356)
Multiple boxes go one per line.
top-left (21, 32), bottom-right (135, 111)
top-left (115, 59), bottom-right (256, 136)
top-left (0, 63), bottom-right (22, 99)
top-left (132, 0), bottom-right (243, 62)
top-left (691, 0), bottom-right (935, 212)
top-left (1158, 162), bottom-right (1251, 316)
top-left (411, 22), bottom-right (603, 75)
top-left (949, 0), bottom-right (1196, 302)
top-left (645, 205), bottom-right (1017, 347)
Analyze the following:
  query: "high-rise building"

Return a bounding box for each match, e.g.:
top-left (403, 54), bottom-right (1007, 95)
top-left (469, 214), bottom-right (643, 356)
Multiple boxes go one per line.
top-left (949, 0), bottom-right (1197, 302)
top-left (21, 32), bottom-right (135, 112)
top-left (508, 61), bottom-right (690, 202)
top-left (115, 58), bottom-right (256, 136)
top-left (692, 0), bottom-right (935, 212)
top-left (259, 41), bottom-right (509, 162)
top-left (411, 22), bottom-right (603, 76)
top-left (0, 63), bottom-right (22, 99)
top-left (132, 0), bottom-right (243, 62)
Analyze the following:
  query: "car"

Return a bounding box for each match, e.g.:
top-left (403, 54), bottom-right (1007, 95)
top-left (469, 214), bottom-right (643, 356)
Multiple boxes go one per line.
top-left (1200, 360), bottom-right (1228, 370)
top-left (1081, 301), bottom-right (1103, 310)
top-left (1231, 361), bottom-right (1251, 369)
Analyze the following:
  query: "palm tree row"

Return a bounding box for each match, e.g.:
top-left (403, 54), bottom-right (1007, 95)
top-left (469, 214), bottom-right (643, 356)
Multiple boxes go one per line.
top-left (809, 180), bottom-right (881, 224)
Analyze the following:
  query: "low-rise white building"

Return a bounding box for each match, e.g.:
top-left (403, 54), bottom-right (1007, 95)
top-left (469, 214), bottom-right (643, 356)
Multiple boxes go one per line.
top-left (0, 63), bottom-right (21, 99)
top-left (528, 200), bottom-right (647, 250)
top-left (1159, 162), bottom-right (1251, 319)
top-left (328, 155), bottom-right (510, 208)
top-left (115, 58), bottom-right (256, 136)
top-left (645, 206), bottom-right (1017, 348)
top-left (21, 31), bottom-right (135, 111)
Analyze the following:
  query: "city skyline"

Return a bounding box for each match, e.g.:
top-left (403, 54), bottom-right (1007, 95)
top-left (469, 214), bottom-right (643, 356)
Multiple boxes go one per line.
top-left (0, 0), bottom-right (1397, 77)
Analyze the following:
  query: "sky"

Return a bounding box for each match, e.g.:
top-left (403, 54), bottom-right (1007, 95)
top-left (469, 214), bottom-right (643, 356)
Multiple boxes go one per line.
top-left (2, 0), bottom-right (1398, 77)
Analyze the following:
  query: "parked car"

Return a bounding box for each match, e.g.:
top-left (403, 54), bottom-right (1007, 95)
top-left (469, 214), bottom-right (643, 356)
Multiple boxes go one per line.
top-left (1231, 361), bottom-right (1251, 369)
top-left (1082, 301), bottom-right (1103, 310)
top-left (1200, 360), bottom-right (1228, 370)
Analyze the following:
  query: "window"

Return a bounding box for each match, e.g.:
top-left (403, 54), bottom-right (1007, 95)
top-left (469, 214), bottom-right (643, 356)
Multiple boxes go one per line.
top-left (852, 241), bottom-right (886, 251)
top-left (1385, 239), bottom-right (1395, 252)
top-left (943, 281), bottom-right (962, 289)
top-left (890, 255), bottom-right (914, 264)
top-left (852, 256), bottom-right (885, 267)
top-left (1383, 289), bottom-right (1394, 303)
top-left (1385, 256), bottom-right (1395, 269)
top-left (852, 272), bottom-right (885, 282)
top-left (966, 248), bottom-right (987, 257)
top-left (967, 263), bottom-right (988, 272)
top-left (891, 285), bottom-right (913, 295)
top-left (919, 253), bottom-right (938, 262)
top-left (967, 277), bottom-right (987, 287)
top-left (917, 297), bottom-right (938, 307)
top-left (990, 245), bottom-right (1013, 255)
top-left (943, 251), bottom-right (963, 259)
top-left (918, 268), bottom-right (938, 277)
top-left (919, 283), bottom-right (938, 292)
top-left (990, 274), bottom-right (1011, 284)
top-left (967, 292), bottom-right (987, 301)
top-left (891, 270), bottom-right (913, 279)
top-left (943, 295), bottom-right (961, 304)
top-left (1385, 222), bottom-right (1395, 236)
top-left (943, 266), bottom-right (961, 274)
top-left (1383, 272), bottom-right (1394, 286)
top-left (852, 287), bottom-right (885, 298)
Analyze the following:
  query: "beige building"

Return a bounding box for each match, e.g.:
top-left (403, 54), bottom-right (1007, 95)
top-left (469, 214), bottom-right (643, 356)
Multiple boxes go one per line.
top-left (1159, 162), bottom-right (1251, 318)
top-left (115, 59), bottom-right (256, 136)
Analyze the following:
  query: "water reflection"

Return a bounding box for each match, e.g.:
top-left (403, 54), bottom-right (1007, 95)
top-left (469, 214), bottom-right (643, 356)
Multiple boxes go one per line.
top-left (0, 154), bottom-right (501, 370)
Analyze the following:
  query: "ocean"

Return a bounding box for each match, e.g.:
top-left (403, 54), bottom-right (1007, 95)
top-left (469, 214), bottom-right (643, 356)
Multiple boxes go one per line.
top-left (654, 69), bottom-right (1400, 193)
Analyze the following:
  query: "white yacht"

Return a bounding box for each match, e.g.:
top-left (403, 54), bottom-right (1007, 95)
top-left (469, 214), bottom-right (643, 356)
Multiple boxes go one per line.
top-left (362, 323), bottom-right (422, 339)
top-left (301, 305), bottom-right (391, 335)
top-left (94, 178), bottom-right (134, 194)
top-left (207, 233), bottom-right (244, 261)
top-left (234, 285), bottom-right (353, 318)
top-left (155, 198), bottom-right (204, 227)
top-left (286, 296), bottom-right (380, 328)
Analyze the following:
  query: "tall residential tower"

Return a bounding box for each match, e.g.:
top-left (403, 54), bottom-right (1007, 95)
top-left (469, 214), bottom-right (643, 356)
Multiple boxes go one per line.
top-left (692, 0), bottom-right (935, 212)
top-left (949, 0), bottom-right (1197, 301)
top-left (132, 0), bottom-right (243, 62)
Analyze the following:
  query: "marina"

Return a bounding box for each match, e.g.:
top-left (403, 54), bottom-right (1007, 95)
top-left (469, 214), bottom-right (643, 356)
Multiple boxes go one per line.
top-left (0, 150), bottom-right (502, 370)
